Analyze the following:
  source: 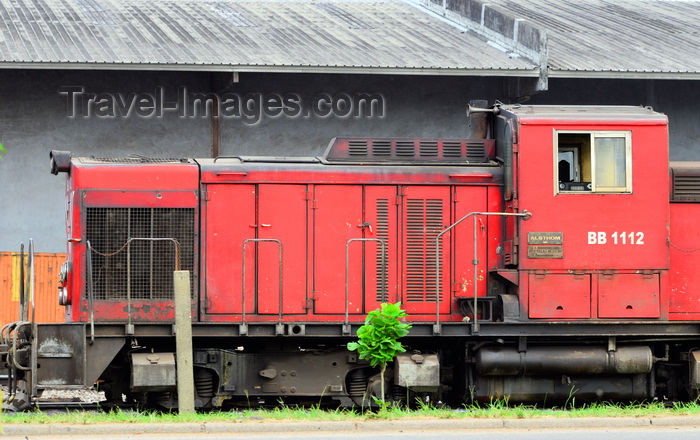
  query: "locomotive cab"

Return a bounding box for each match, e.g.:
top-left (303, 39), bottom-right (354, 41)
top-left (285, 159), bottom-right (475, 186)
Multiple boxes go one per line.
top-left (496, 105), bottom-right (670, 321)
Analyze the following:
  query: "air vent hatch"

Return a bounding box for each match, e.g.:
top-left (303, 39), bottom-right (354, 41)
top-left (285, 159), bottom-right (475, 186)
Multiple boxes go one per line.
top-left (324, 138), bottom-right (493, 163)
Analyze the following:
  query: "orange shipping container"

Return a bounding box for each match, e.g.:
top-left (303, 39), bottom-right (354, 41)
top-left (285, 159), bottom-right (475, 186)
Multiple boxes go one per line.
top-left (0, 252), bottom-right (66, 324)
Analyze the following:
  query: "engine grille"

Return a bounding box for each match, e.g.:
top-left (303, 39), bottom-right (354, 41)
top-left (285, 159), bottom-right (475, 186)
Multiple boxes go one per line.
top-left (86, 207), bottom-right (195, 300)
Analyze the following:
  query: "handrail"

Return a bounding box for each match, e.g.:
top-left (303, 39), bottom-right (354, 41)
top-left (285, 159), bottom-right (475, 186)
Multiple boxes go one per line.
top-left (11, 321), bottom-right (32, 371)
top-left (344, 238), bottom-right (387, 335)
top-left (86, 241), bottom-right (95, 343)
top-left (242, 239), bottom-right (283, 335)
top-left (1, 321), bottom-right (14, 346)
top-left (434, 210), bottom-right (531, 334)
top-left (19, 243), bottom-right (25, 322)
top-left (28, 239), bottom-right (35, 326)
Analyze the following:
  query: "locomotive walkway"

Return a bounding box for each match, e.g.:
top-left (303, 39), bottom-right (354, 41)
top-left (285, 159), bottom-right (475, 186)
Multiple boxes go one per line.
top-left (3, 416), bottom-right (700, 437)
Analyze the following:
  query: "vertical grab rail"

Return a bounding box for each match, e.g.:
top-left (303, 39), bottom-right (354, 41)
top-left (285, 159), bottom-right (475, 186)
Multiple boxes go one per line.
top-left (242, 239), bottom-right (283, 336)
top-left (86, 241), bottom-right (95, 343)
top-left (19, 243), bottom-right (25, 321)
top-left (434, 211), bottom-right (531, 335)
top-left (26, 239), bottom-right (38, 404)
top-left (344, 238), bottom-right (387, 335)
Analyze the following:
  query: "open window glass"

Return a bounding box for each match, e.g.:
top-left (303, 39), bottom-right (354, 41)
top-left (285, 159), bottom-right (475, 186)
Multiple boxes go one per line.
top-left (555, 131), bottom-right (632, 194)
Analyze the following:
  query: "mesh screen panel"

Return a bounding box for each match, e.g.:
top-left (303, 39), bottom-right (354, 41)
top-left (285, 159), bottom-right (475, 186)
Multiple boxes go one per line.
top-left (86, 207), bottom-right (195, 300)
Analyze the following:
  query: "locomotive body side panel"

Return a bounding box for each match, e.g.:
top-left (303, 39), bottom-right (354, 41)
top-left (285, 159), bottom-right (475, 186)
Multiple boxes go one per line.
top-left (197, 160), bottom-right (499, 323)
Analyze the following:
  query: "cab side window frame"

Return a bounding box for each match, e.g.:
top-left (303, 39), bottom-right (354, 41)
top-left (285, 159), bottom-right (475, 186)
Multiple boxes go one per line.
top-left (555, 130), bottom-right (632, 194)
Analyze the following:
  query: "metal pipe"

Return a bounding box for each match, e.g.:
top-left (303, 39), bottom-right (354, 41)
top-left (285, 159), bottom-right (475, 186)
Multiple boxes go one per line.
top-left (466, 99), bottom-right (490, 139)
top-left (11, 322), bottom-right (32, 371)
top-left (476, 346), bottom-right (654, 375)
top-left (87, 241), bottom-right (95, 343)
top-left (127, 210), bottom-right (132, 333)
top-left (28, 239), bottom-right (35, 326)
top-left (19, 243), bottom-right (25, 321)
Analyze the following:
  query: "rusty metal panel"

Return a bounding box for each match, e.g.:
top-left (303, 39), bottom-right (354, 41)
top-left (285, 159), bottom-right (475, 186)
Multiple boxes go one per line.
top-left (35, 323), bottom-right (86, 388)
top-left (0, 252), bottom-right (66, 324)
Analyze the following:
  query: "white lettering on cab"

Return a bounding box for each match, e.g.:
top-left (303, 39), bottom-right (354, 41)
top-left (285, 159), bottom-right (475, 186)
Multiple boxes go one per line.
top-left (588, 231), bottom-right (645, 245)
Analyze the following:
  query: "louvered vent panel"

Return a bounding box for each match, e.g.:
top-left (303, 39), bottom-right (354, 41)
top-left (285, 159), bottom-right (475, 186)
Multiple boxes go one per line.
top-left (673, 175), bottom-right (700, 201)
top-left (325, 138), bottom-right (494, 162)
top-left (86, 207), bottom-right (195, 300)
top-left (443, 141), bottom-right (462, 158)
top-left (503, 250), bottom-right (512, 266)
top-left (372, 140), bottom-right (392, 156)
top-left (405, 199), bottom-right (442, 303)
top-left (466, 141), bottom-right (487, 162)
top-left (375, 199), bottom-right (390, 302)
top-left (396, 140), bottom-right (415, 157)
top-left (348, 140), bottom-right (369, 156)
top-left (419, 140), bottom-right (439, 157)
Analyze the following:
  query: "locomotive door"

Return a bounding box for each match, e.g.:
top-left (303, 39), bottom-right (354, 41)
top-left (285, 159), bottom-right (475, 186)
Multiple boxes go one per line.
top-left (453, 186), bottom-right (489, 301)
top-left (399, 186), bottom-right (451, 315)
top-left (203, 184), bottom-right (255, 315)
top-left (313, 185), bottom-right (364, 314)
top-left (203, 184), bottom-right (307, 316)
top-left (314, 185), bottom-right (399, 315)
top-left (256, 184), bottom-right (307, 314)
top-left (363, 186), bottom-right (399, 313)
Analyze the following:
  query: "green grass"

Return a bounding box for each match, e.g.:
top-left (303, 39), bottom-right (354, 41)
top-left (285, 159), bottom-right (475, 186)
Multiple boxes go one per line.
top-left (3, 400), bottom-right (700, 425)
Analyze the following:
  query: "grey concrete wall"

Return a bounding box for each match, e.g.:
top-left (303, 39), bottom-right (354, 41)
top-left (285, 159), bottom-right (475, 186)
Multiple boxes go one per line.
top-left (1, 70), bottom-right (697, 253)
top-left (218, 73), bottom-right (507, 156)
top-left (0, 70), bottom-right (211, 253)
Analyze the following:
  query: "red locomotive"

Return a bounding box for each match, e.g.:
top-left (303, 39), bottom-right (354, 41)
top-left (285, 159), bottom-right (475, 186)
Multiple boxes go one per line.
top-left (4, 102), bottom-right (700, 410)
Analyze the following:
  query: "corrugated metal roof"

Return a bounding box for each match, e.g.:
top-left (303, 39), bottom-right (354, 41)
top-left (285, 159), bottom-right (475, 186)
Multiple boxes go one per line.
top-left (468, 0), bottom-right (700, 78)
top-left (0, 0), bottom-right (536, 74)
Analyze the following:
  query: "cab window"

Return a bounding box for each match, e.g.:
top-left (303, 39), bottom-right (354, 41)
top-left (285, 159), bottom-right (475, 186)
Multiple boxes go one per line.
top-left (556, 131), bottom-right (631, 194)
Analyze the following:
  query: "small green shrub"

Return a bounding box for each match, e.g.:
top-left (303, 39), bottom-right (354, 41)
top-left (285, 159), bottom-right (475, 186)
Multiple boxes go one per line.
top-left (346, 302), bottom-right (412, 405)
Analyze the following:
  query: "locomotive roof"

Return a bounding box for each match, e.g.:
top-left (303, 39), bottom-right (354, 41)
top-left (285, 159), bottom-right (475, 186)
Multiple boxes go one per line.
top-left (501, 104), bottom-right (668, 123)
